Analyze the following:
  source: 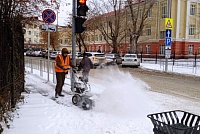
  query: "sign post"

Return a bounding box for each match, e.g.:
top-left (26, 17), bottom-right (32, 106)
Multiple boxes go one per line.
top-left (42, 9), bottom-right (56, 81)
top-left (165, 18), bottom-right (173, 71)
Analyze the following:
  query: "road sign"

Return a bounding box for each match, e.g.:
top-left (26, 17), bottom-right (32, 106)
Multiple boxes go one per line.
top-left (165, 37), bottom-right (171, 47)
top-left (165, 18), bottom-right (173, 30)
top-left (42, 9), bottom-right (56, 24)
top-left (165, 49), bottom-right (171, 59)
top-left (41, 24), bottom-right (56, 32)
top-left (166, 29), bottom-right (172, 38)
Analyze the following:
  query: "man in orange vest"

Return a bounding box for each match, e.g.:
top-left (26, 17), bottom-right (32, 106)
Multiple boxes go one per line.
top-left (54, 48), bottom-right (75, 98)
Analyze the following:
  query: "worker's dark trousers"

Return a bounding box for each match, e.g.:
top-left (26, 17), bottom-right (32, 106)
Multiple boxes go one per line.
top-left (55, 72), bottom-right (66, 95)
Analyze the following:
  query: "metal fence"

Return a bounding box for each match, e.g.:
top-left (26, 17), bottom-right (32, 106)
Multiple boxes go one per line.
top-left (138, 51), bottom-right (200, 59)
top-left (25, 58), bottom-right (57, 84)
top-left (25, 56), bottom-right (200, 84)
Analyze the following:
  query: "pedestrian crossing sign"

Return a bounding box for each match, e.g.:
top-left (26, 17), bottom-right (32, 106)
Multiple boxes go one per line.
top-left (165, 18), bottom-right (173, 30)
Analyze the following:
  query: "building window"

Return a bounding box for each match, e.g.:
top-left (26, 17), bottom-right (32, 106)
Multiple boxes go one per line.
top-left (28, 31), bottom-right (31, 35)
top-left (28, 24), bottom-right (32, 29)
top-left (190, 5), bottom-right (196, 15)
top-left (34, 31), bottom-right (37, 36)
top-left (34, 38), bottom-right (37, 43)
top-left (88, 36), bottom-right (90, 42)
top-left (91, 35), bottom-right (94, 41)
top-left (99, 34), bottom-right (102, 41)
top-left (160, 31), bottom-right (165, 39)
top-left (146, 26), bottom-right (151, 36)
top-left (95, 35), bottom-right (98, 41)
top-left (147, 9), bottom-right (152, 18)
top-left (188, 45), bottom-right (193, 55)
top-left (64, 39), bottom-right (67, 44)
top-left (189, 25), bottom-right (195, 35)
top-left (29, 38), bottom-right (31, 42)
top-left (139, 45), bottom-right (143, 53)
top-left (146, 45), bottom-right (150, 54)
top-left (160, 44), bottom-right (165, 55)
top-left (34, 24), bottom-right (37, 28)
top-left (161, 3), bottom-right (167, 19)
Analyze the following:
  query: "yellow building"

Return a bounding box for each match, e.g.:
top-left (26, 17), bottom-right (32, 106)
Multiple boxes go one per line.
top-left (85, 0), bottom-right (200, 58)
top-left (24, 20), bottom-right (45, 49)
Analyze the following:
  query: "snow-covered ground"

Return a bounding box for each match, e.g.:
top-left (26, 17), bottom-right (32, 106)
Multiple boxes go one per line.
top-left (3, 63), bottom-right (200, 134)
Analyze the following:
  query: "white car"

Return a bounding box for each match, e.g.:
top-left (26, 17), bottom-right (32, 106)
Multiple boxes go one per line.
top-left (122, 54), bottom-right (140, 67)
top-left (50, 51), bottom-right (61, 59)
top-left (32, 50), bottom-right (42, 57)
top-left (105, 53), bottom-right (122, 65)
top-left (76, 52), bottom-right (106, 67)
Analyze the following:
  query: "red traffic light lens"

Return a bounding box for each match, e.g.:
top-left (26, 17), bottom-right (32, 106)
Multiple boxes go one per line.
top-left (79, 0), bottom-right (86, 5)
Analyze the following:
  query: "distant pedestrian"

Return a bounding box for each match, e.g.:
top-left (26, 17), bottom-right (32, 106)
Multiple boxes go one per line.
top-left (97, 49), bottom-right (101, 53)
top-left (78, 52), bottom-right (93, 83)
top-left (54, 48), bottom-right (75, 98)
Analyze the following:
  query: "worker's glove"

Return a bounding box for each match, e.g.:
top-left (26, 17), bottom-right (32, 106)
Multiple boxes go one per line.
top-left (72, 67), bottom-right (77, 73)
top-left (62, 67), bottom-right (68, 70)
top-left (73, 67), bottom-right (78, 71)
top-left (77, 66), bottom-right (82, 71)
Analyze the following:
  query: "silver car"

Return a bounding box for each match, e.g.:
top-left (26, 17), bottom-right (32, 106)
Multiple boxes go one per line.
top-left (122, 54), bottom-right (140, 67)
top-left (76, 52), bottom-right (106, 67)
top-left (105, 53), bottom-right (122, 65)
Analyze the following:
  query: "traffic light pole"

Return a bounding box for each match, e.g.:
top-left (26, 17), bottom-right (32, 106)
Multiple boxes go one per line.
top-left (71, 0), bottom-right (76, 91)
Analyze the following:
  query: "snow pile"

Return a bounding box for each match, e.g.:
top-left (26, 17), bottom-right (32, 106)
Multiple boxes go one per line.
top-left (90, 67), bottom-right (155, 119)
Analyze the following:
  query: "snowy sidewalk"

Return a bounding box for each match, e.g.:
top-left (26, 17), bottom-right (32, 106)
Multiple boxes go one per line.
top-left (4, 66), bottom-right (200, 134)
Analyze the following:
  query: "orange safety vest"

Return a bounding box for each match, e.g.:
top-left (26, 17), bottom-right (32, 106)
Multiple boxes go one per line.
top-left (54, 54), bottom-right (70, 73)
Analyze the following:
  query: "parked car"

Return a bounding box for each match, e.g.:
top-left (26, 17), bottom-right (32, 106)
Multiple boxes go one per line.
top-left (41, 50), bottom-right (47, 58)
top-left (105, 53), bottom-right (122, 65)
top-left (49, 51), bottom-right (61, 59)
top-left (45, 50), bottom-right (53, 59)
top-left (121, 54), bottom-right (140, 67)
top-left (32, 50), bottom-right (42, 57)
top-left (25, 50), bottom-right (33, 56)
top-left (68, 52), bottom-right (81, 59)
top-left (76, 52), bottom-right (106, 67)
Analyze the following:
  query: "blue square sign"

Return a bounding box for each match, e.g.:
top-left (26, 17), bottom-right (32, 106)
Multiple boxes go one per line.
top-left (166, 29), bottom-right (172, 38)
top-left (165, 37), bottom-right (171, 47)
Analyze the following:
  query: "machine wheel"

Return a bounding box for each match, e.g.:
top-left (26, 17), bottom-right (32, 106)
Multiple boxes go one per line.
top-left (72, 94), bottom-right (82, 106)
top-left (82, 98), bottom-right (92, 110)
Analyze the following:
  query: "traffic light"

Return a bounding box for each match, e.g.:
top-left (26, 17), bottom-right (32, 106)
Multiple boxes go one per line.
top-left (77, 0), bottom-right (89, 16)
top-left (75, 17), bottom-right (87, 33)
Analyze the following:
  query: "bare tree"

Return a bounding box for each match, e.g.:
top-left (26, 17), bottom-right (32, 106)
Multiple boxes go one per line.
top-left (126, 0), bottom-right (156, 53)
top-left (40, 29), bottom-right (60, 50)
top-left (65, 18), bottom-right (88, 52)
top-left (0, 0), bottom-right (53, 132)
top-left (88, 0), bottom-right (127, 53)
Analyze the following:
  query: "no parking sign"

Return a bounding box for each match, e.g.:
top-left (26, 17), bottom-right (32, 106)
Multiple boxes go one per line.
top-left (42, 9), bottom-right (56, 24)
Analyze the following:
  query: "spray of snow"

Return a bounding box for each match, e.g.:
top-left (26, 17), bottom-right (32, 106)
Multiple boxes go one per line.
top-left (90, 66), bottom-right (155, 119)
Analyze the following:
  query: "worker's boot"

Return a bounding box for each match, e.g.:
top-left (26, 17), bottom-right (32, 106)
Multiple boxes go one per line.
top-left (55, 92), bottom-right (58, 98)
